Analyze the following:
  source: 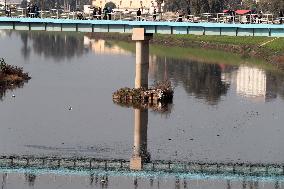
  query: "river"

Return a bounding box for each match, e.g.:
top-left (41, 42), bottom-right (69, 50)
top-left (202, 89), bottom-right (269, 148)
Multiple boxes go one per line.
top-left (0, 30), bottom-right (284, 188)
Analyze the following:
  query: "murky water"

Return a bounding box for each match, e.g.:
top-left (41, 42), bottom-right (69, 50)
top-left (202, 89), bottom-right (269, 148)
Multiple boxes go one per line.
top-left (0, 30), bottom-right (284, 188)
top-left (2, 172), bottom-right (284, 189)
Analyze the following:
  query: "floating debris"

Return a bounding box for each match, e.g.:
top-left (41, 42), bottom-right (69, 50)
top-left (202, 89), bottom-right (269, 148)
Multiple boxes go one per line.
top-left (100, 179), bottom-right (106, 183)
top-left (113, 81), bottom-right (173, 112)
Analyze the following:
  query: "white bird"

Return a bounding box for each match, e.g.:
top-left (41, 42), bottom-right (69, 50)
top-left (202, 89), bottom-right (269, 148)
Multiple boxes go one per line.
top-left (12, 94), bottom-right (15, 98)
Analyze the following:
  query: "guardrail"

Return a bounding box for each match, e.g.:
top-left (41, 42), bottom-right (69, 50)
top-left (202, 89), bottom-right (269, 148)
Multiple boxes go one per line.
top-left (0, 17), bottom-right (283, 37)
top-left (1, 155), bottom-right (284, 178)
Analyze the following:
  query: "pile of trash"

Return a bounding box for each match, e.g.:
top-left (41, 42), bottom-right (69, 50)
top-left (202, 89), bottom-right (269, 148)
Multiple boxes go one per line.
top-left (0, 58), bottom-right (31, 86)
top-left (113, 81), bottom-right (173, 111)
top-left (0, 58), bottom-right (31, 100)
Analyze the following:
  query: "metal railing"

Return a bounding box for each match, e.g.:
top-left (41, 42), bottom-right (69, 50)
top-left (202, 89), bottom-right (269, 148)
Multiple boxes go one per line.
top-left (1, 155), bottom-right (284, 177)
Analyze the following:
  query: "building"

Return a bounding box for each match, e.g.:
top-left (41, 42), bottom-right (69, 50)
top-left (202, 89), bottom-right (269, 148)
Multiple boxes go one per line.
top-left (91, 0), bottom-right (162, 10)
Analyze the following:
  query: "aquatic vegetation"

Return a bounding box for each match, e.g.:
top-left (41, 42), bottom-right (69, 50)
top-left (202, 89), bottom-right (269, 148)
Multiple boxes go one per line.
top-left (0, 58), bottom-right (31, 100)
top-left (113, 81), bottom-right (173, 112)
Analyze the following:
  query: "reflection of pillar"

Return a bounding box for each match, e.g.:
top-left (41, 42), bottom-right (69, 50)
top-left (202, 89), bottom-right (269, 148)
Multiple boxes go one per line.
top-left (226, 180), bottom-right (231, 189)
top-left (132, 28), bottom-right (153, 89)
top-left (1, 173), bottom-right (7, 189)
top-left (130, 109), bottom-right (149, 170)
top-left (25, 173), bottom-right (36, 187)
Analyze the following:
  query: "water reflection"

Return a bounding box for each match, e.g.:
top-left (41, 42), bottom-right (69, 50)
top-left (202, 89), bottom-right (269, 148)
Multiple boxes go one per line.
top-left (0, 31), bottom-right (6, 38)
top-left (150, 57), bottom-right (231, 105)
top-left (24, 173), bottom-right (36, 187)
top-left (1, 172), bottom-right (284, 189)
top-left (1, 173), bottom-right (7, 189)
top-left (20, 31), bottom-right (31, 60)
top-left (19, 31), bottom-right (88, 61)
top-left (83, 37), bottom-right (131, 56)
top-left (130, 109), bottom-right (150, 170)
top-left (14, 30), bottom-right (284, 104)
top-left (235, 66), bottom-right (278, 102)
top-left (150, 57), bottom-right (284, 103)
top-left (0, 81), bottom-right (25, 101)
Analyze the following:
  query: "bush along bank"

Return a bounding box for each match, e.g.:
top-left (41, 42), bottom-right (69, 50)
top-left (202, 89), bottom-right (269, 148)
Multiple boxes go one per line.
top-left (87, 33), bottom-right (284, 66)
top-left (153, 34), bottom-right (284, 65)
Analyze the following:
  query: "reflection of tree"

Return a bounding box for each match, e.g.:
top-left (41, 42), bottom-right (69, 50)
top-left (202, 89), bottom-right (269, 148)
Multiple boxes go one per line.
top-left (20, 32), bottom-right (31, 60)
top-left (150, 55), bottom-right (284, 103)
top-left (0, 83), bottom-right (24, 101)
top-left (266, 71), bottom-right (284, 101)
top-left (180, 63), bottom-right (229, 104)
top-left (151, 57), bottom-right (230, 105)
top-left (19, 31), bottom-right (88, 61)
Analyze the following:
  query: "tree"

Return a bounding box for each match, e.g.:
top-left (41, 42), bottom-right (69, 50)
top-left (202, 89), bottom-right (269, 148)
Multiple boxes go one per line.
top-left (20, 0), bottom-right (28, 8)
top-left (156, 0), bottom-right (163, 13)
top-left (241, 0), bottom-right (257, 10)
top-left (258, 0), bottom-right (284, 15)
top-left (164, 0), bottom-right (189, 13)
top-left (223, 0), bottom-right (242, 10)
top-left (23, 0), bottom-right (90, 10)
top-left (208, 0), bottom-right (225, 13)
top-left (165, 0), bottom-right (218, 14)
top-left (104, 1), bottom-right (116, 9)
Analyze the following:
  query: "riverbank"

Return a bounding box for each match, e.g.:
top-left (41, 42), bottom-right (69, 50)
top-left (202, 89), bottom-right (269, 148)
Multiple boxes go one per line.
top-left (87, 33), bottom-right (284, 67)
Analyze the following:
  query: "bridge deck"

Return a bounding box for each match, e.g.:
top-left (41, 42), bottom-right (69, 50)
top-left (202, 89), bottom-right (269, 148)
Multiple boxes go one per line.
top-left (0, 17), bottom-right (283, 37)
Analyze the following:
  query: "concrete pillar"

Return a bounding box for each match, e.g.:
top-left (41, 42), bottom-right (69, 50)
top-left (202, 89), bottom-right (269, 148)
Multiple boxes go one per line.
top-left (130, 28), bottom-right (152, 171)
top-left (130, 108), bottom-right (149, 170)
top-left (135, 41), bottom-right (149, 88)
top-left (132, 28), bottom-right (153, 89)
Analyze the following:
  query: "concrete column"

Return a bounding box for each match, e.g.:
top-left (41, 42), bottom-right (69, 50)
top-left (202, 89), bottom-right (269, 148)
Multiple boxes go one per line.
top-left (130, 28), bottom-right (152, 171)
top-left (135, 41), bottom-right (150, 88)
top-left (132, 28), bottom-right (153, 89)
top-left (130, 108), bottom-right (149, 170)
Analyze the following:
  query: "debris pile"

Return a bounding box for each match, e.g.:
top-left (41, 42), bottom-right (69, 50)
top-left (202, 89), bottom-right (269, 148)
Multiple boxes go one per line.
top-left (0, 58), bottom-right (31, 100)
top-left (0, 58), bottom-right (31, 85)
top-left (113, 81), bottom-right (173, 111)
